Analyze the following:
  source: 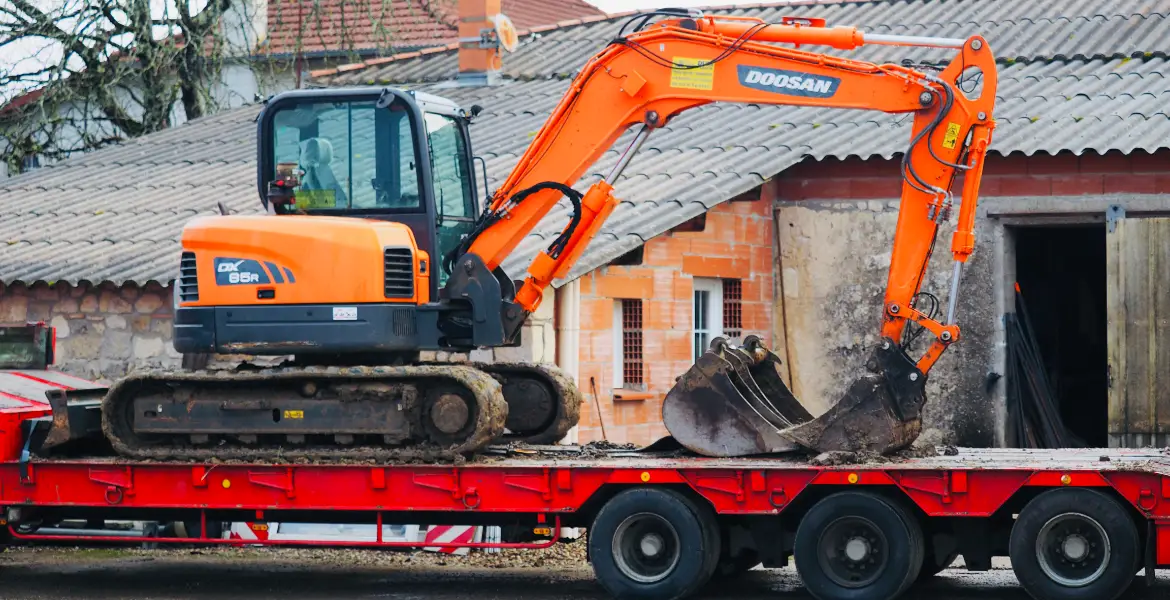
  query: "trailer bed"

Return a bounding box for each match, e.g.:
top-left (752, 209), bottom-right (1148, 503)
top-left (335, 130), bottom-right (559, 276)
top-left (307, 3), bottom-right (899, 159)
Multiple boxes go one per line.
top-left (4, 372), bottom-right (1170, 600)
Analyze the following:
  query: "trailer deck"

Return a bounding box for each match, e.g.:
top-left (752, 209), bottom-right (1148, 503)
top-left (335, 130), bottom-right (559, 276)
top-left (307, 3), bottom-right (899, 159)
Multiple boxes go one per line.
top-left (2, 369), bottom-right (1169, 600)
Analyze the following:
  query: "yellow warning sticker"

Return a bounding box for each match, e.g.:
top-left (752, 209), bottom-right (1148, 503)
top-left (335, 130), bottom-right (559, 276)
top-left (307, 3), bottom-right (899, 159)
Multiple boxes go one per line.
top-left (669, 57), bottom-right (715, 90)
top-left (942, 122), bottom-right (962, 149)
top-left (295, 189), bottom-right (336, 209)
top-left (284, 410), bottom-right (305, 419)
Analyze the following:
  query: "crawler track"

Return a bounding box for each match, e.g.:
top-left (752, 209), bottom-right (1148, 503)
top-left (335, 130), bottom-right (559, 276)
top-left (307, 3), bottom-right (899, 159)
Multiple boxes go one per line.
top-left (476, 362), bottom-right (581, 444)
top-left (102, 365), bottom-right (508, 462)
top-left (99, 362), bottom-right (581, 462)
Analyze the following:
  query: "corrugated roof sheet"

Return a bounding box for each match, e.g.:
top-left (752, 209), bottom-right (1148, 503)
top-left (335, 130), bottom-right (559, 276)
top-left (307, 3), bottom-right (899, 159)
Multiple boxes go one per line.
top-left (322, 0), bottom-right (1170, 84)
top-left (2, 0), bottom-right (1168, 286)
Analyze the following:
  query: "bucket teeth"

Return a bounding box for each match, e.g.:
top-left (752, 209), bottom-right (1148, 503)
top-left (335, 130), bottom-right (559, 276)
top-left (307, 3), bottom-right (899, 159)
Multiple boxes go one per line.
top-left (662, 336), bottom-right (926, 457)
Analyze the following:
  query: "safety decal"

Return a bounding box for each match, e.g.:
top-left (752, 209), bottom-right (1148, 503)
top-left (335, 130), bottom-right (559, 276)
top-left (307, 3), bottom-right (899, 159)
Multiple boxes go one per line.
top-left (942, 122), bottom-right (962, 149)
top-left (737, 65), bottom-right (839, 98)
top-left (670, 57), bottom-right (715, 90)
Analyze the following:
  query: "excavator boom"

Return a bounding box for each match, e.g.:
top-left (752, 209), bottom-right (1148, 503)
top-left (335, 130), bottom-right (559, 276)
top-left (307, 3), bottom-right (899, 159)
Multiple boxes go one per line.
top-left (443, 10), bottom-right (998, 456)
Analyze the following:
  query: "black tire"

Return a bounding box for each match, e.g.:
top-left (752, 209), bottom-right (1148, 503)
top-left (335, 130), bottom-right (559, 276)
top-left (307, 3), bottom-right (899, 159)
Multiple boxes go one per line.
top-left (794, 491), bottom-right (925, 600)
top-left (1009, 488), bottom-right (1139, 600)
top-left (589, 488), bottom-right (721, 600)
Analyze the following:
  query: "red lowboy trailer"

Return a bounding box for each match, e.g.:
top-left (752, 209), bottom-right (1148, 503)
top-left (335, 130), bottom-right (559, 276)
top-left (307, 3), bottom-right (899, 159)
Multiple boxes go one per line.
top-left (2, 328), bottom-right (1169, 600)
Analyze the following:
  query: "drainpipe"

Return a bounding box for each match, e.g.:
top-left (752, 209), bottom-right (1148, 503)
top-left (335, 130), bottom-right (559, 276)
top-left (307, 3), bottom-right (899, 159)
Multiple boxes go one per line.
top-left (555, 278), bottom-right (581, 445)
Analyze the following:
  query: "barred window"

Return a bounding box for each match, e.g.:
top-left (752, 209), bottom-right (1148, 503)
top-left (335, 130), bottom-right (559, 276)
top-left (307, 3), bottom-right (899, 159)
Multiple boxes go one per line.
top-left (723, 279), bottom-right (743, 339)
top-left (613, 299), bottom-right (644, 387)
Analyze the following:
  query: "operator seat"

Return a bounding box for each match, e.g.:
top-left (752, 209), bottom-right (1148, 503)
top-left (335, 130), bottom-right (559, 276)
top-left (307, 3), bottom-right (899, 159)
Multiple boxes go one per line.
top-left (298, 137), bottom-right (348, 207)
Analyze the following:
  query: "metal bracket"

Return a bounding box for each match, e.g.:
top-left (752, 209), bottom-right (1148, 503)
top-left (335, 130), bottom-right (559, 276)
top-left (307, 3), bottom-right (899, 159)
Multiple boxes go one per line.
top-left (1106, 204), bottom-right (1126, 233)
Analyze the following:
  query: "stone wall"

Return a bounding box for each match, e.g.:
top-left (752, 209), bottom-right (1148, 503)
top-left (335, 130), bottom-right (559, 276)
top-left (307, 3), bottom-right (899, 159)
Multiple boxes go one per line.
top-left (0, 281), bottom-right (178, 384)
top-left (772, 149), bottom-right (1170, 447)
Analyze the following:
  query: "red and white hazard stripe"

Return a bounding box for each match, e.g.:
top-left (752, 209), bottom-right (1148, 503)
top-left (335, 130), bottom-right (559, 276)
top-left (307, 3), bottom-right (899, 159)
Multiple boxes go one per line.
top-left (422, 525), bottom-right (479, 555)
top-left (228, 522), bottom-right (270, 542)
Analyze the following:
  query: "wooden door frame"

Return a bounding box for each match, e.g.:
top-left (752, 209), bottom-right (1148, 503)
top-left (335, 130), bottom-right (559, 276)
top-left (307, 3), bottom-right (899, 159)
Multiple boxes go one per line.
top-left (982, 194), bottom-right (1170, 447)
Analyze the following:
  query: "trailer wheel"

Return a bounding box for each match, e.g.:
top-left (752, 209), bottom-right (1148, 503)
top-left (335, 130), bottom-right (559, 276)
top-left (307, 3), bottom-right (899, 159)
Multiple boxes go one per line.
top-left (1009, 489), bottom-right (1139, 600)
top-left (589, 488), bottom-right (720, 600)
top-left (793, 491), bottom-right (924, 600)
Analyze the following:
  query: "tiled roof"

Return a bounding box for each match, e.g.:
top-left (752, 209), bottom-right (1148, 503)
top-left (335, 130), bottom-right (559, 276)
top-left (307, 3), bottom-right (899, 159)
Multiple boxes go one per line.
top-left (1, 0), bottom-right (1168, 286)
top-left (263, 0), bottom-right (604, 56)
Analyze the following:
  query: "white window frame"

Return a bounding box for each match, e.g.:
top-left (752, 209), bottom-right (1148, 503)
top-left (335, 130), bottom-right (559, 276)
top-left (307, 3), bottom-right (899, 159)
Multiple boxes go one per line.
top-left (613, 300), bottom-right (624, 388)
top-left (692, 277), bottom-right (724, 362)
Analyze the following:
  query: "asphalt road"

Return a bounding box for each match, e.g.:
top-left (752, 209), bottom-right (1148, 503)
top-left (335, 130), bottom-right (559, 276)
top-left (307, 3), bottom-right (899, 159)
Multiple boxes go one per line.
top-left (2, 547), bottom-right (1169, 600)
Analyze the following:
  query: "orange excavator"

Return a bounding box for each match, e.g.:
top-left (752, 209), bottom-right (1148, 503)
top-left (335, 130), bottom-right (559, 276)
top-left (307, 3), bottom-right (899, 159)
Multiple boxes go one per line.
top-left (58, 10), bottom-right (996, 461)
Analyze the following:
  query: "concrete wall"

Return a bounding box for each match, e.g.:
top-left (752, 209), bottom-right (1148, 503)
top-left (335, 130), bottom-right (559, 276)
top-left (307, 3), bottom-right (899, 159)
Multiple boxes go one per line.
top-left (0, 282), bottom-right (179, 384)
top-left (773, 149), bottom-right (1170, 447)
top-left (573, 193), bottom-right (776, 445)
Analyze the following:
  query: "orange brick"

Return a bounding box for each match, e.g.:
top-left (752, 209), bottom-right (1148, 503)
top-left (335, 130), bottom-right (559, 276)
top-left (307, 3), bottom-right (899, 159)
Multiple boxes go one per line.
top-left (627, 425), bottom-right (652, 446)
top-left (741, 215), bottom-right (773, 246)
top-left (742, 301), bottom-right (772, 331)
top-left (579, 426), bottom-right (603, 443)
top-left (647, 299), bottom-right (689, 331)
top-left (689, 239), bottom-right (735, 257)
top-left (651, 268), bottom-right (678, 299)
top-left (672, 275), bottom-right (694, 302)
top-left (582, 330), bottom-right (614, 363)
top-left (613, 401), bottom-right (650, 426)
top-left (603, 265), bottom-right (656, 279)
top-left (596, 274), bottom-right (653, 298)
top-left (663, 330), bottom-right (692, 362)
top-left (682, 255), bottom-right (751, 279)
top-left (741, 278), bottom-right (767, 302)
top-left (644, 238), bottom-right (688, 266)
top-left (707, 212), bottom-right (737, 239)
top-left (579, 297), bottom-right (614, 331)
top-left (749, 245), bottom-right (773, 275)
top-left (642, 329), bottom-right (666, 358)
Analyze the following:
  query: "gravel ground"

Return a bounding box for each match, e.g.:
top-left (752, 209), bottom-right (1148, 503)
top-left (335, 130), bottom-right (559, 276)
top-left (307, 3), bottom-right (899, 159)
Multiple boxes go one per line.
top-left (2, 544), bottom-right (1169, 599)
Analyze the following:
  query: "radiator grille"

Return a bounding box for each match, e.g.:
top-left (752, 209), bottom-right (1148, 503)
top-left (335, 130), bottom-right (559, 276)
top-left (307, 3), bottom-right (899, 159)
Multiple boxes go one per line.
top-left (384, 248), bottom-right (415, 298)
top-left (178, 252), bottom-right (199, 302)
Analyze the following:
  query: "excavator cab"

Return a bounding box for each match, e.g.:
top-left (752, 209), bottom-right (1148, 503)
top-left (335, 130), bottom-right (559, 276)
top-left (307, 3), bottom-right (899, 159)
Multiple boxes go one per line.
top-left (256, 87), bottom-right (480, 291)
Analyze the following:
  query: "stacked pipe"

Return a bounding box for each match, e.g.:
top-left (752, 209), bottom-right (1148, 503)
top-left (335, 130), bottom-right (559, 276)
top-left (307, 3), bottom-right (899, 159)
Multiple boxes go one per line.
top-left (1005, 283), bottom-right (1080, 449)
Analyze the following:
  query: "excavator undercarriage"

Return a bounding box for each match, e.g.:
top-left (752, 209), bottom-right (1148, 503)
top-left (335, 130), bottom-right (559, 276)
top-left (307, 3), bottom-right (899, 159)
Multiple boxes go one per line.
top-left (93, 362), bottom-right (578, 461)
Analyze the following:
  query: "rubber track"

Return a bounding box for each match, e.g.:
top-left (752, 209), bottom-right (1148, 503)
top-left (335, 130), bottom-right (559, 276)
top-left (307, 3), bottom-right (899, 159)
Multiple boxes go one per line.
top-left (101, 365), bottom-right (508, 462)
top-left (478, 362), bottom-right (582, 444)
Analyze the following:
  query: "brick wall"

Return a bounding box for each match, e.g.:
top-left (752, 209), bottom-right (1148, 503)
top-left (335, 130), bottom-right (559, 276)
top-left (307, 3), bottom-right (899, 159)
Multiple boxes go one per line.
top-left (0, 281), bottom-right (179, 383)
top-left (573, 192), bottom-right (775, 445)
top-left (776, 149), bottom-right (1170, 201)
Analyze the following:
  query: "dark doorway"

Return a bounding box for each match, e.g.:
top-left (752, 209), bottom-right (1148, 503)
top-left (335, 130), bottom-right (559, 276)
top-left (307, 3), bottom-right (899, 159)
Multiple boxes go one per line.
top-left (1013, 225), bottom-right (1108, 447)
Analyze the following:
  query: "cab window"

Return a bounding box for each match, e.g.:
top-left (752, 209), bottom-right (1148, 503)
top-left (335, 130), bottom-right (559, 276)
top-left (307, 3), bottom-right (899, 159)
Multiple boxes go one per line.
top-left (270, 100), bottom-right (422, 211)
top-left (425, 112), bottom-right (476, 285)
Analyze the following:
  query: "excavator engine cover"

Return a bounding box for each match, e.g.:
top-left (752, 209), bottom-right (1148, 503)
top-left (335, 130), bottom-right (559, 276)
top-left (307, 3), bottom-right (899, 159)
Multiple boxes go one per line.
top-left (662, 337), bottom-right (926, 457)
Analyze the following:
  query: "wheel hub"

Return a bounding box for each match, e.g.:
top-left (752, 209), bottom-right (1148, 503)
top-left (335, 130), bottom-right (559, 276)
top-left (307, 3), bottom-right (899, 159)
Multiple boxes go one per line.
top-left (1061, 534), bottom-right (1089, 562)
top-left (844, 537), bottom-right (871, 562)
top-left (1036, 513), bottom-right (1110, 587)
top-left (612, 513), bottom-right (682, 584)
top-left (818, 518), bottom-right (888, 589)
top-left (640, 533), bottom-right (665, 557)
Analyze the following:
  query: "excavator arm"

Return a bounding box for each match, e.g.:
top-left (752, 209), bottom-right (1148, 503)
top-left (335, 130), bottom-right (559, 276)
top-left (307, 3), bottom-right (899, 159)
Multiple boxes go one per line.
top-left (444, 10), bottom-right (998, 456)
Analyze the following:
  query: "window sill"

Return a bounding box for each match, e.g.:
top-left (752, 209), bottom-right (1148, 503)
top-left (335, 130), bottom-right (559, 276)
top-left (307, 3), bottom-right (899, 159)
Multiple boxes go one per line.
top-left (612, 390), bottom-right (654, 402)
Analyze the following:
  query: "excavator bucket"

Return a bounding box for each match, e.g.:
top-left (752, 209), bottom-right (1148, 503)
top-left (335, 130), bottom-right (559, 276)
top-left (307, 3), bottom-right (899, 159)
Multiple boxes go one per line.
top-left (662, 336), bottom-right (926, 457)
